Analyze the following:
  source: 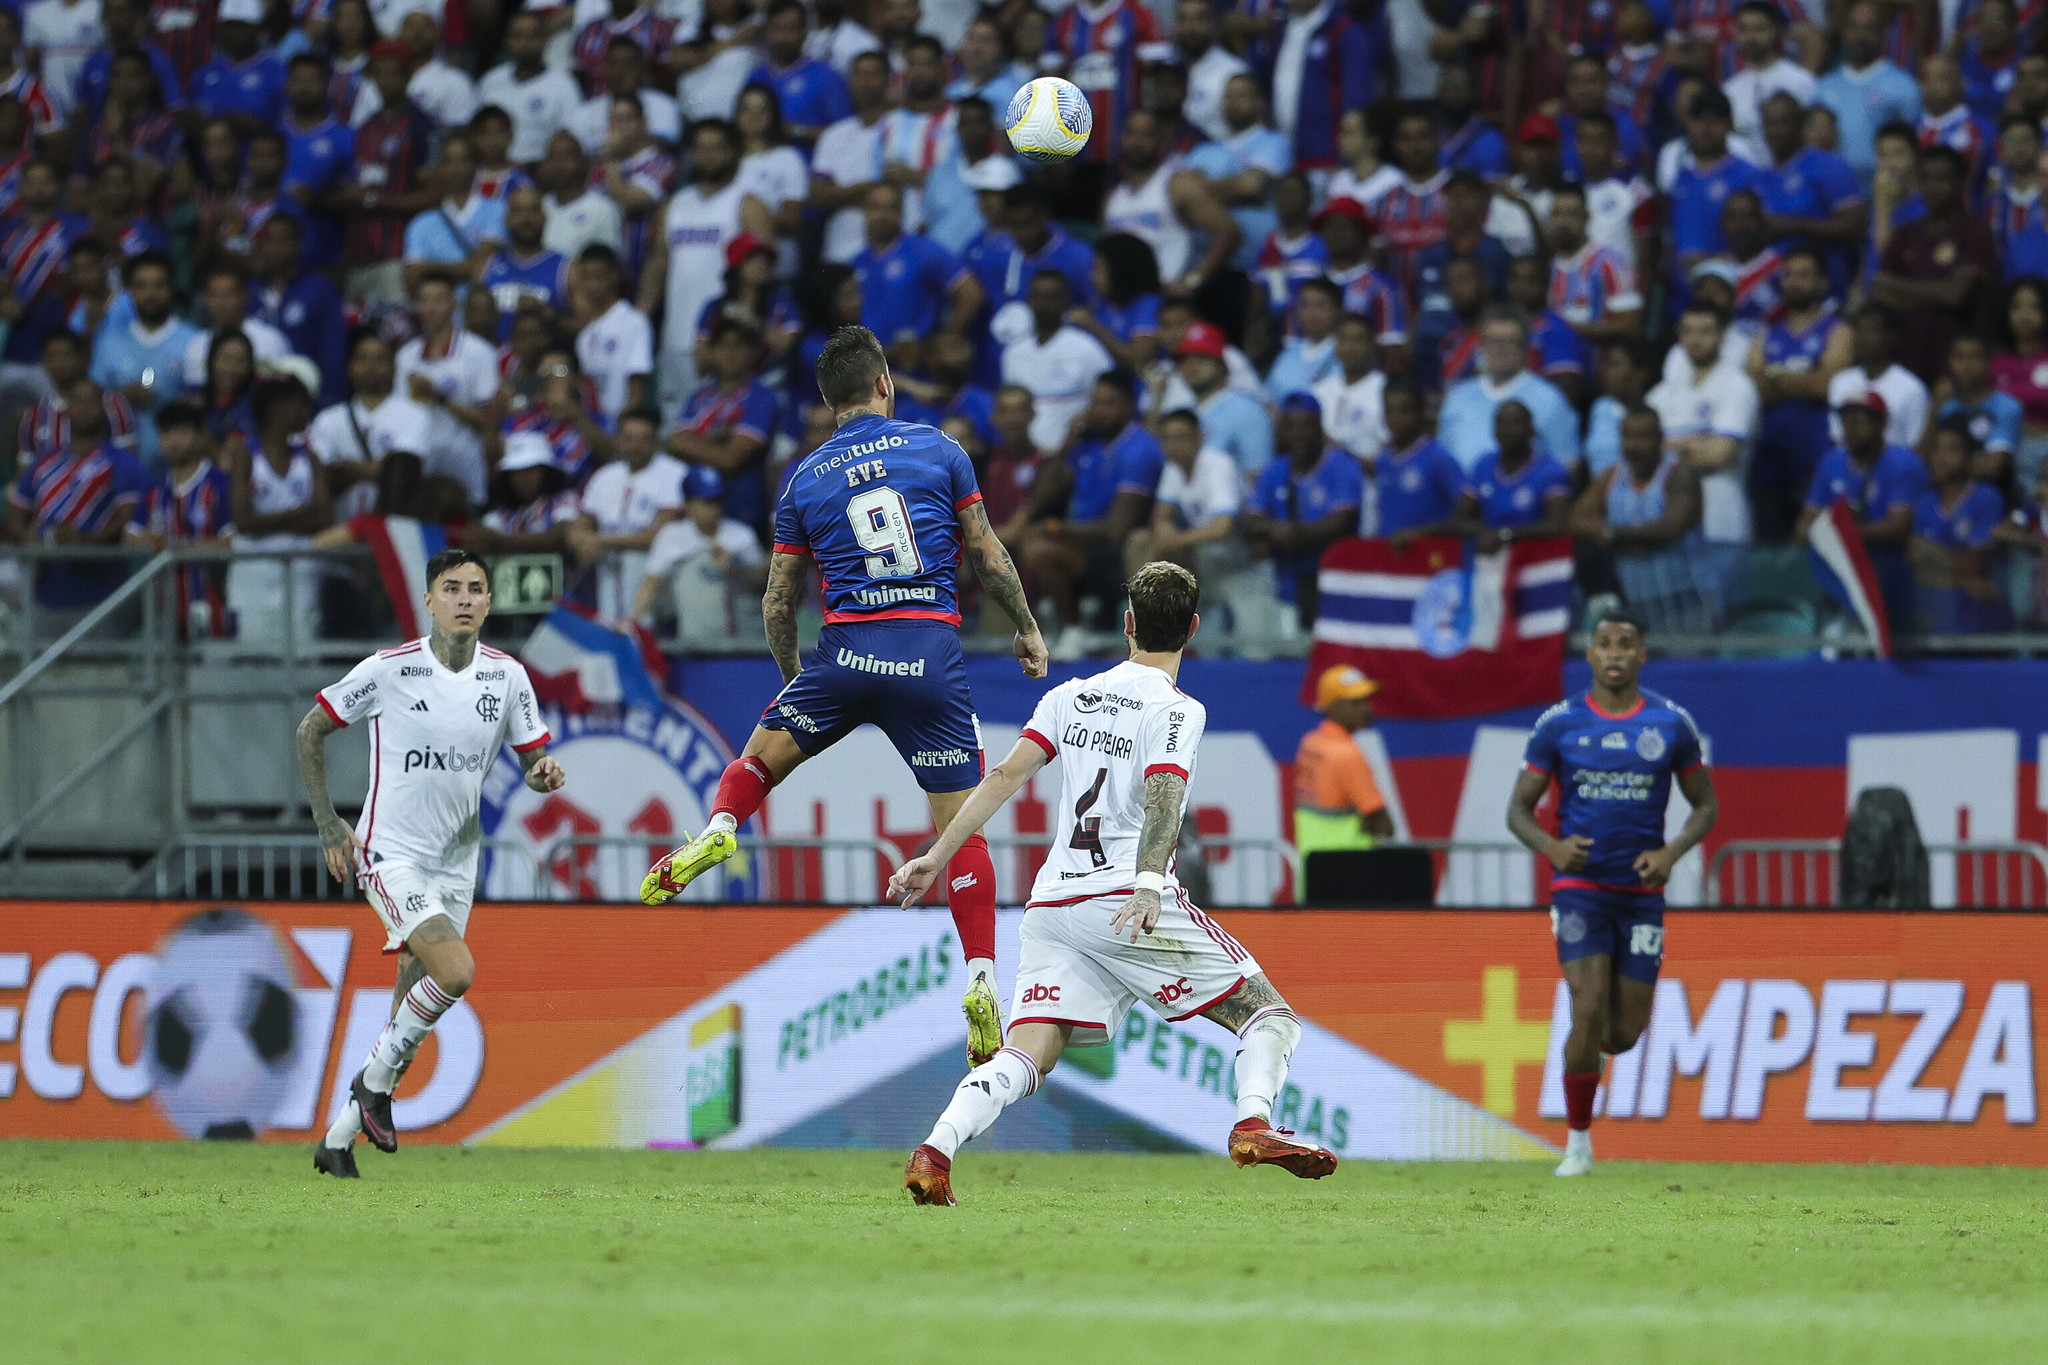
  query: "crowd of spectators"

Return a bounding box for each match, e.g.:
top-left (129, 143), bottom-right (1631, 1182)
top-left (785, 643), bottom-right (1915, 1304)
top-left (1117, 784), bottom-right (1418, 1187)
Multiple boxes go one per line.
top-left (9, 0), bottom-right (2048, 651)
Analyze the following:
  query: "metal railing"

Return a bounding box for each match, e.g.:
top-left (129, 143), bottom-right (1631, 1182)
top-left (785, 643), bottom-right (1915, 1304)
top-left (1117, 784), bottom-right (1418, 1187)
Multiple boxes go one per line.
top-left (20, 542), bottom-right (2048, 665)
top-left (125, 830), bottom-right (2048, 909)
top-left (0, 543), bottom-right (390, 668)
top-left (510, 834), bottom-right (907, 904)
top-left (1387, 839), bottom-right (1547, 907)
top-left (0, 544), bottom-right (424, 866)
top-left (983, 834), bottom-right (1301, 908)
top-left (2, 548), bottom-right (176, 862)
top-left (1706, 839), bottom-right (2048, 908)
top-left (125, 831), bottom-right (1313, 906)
top-left (131, 834), bottom-right (544, 900)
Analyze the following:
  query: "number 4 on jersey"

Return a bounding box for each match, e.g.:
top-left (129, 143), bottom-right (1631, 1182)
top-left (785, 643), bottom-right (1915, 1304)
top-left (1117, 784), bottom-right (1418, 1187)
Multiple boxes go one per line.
top-left (1068, 766), bottom-right (1108, 869)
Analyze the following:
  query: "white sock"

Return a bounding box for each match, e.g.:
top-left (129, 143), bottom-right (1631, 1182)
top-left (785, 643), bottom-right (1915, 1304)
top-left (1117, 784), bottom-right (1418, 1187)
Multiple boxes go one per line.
top-left (707, 812), bottom-right (737, 835)
top-left (1565, 1129), bottom-right (1593, 1156)
top-left (926, 1046), bottom-right (1039, 1158)
top-left (361, 976), bottom-right (461, 1093)
top-left (1233, 1007), bottom-right (1302, 1125)
top-left (966, 956), bottom-right (995, 985)
top-left (323, 1099), bottom-right (362, 1149)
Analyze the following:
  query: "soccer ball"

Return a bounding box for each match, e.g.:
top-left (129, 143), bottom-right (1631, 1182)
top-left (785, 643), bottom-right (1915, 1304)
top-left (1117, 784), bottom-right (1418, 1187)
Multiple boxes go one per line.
top-left (1004, 77), bottom-right (1093, 164)
top-left (145, 908), bottom-right (302, 1140)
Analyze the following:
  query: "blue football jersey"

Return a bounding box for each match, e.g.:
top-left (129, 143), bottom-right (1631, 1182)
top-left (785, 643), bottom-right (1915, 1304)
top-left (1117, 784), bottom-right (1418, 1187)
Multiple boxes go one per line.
top-left (1522, 690), bottom-right (1706, 889)
top-left (772, 412), bottom-right (981, 624)
top-left (478, 249), bottom-right (571, 343)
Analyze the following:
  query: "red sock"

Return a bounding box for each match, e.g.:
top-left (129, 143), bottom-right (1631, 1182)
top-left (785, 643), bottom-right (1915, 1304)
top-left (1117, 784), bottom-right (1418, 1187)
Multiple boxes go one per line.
top-left (945, 832), bottom-right (997, 966)
top-left (712, 756), bottom-right (773, 826)
top-left (1563, 1070), bottom-right (1601, 1132)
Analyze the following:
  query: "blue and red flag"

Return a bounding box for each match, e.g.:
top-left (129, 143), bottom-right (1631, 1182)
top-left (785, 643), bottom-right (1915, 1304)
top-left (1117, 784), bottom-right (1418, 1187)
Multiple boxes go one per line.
top-left (1806, 497), bottom-right (1892, 658)
top-left (520, 599), bottom-right (669, 714)
top-left (1305, 535), bottom-right (1574, 719)
top-left (349, 514), bottom-right (448, 640)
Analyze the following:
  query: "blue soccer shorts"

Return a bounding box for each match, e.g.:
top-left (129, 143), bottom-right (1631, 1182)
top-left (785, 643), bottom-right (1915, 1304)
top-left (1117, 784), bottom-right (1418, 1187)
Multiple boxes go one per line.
top-left (1550, 885), bottom-right (1666, 983)
top-left (758, 620), bottom-right (983, 793)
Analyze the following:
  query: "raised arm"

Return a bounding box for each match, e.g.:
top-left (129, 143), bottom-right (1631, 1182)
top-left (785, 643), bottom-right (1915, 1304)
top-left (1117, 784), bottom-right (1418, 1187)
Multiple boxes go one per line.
top-left (296, 704), bottom-right (363, 886)
top-left (888, 735), bottom-right (1052, 904)
top-left (958, 498), bottom-right (1048, 678)
top-left (761, 549), bottom-right (807, 682)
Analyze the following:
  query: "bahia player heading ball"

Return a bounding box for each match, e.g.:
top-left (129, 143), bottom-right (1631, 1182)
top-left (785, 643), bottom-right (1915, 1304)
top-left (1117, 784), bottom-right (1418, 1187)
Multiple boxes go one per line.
top-left (1004, 76), bottom-right (1093, 164)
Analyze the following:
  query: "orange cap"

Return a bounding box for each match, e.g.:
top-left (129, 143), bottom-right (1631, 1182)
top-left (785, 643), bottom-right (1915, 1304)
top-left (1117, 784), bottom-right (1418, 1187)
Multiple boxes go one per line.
top-left (1315, 665), bottom-right (1379, 709)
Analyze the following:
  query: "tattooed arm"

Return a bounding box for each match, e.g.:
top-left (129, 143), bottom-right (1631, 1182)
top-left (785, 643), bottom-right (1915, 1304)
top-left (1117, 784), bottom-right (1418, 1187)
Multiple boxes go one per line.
top-left (1110, 771), bottom-right (1188, 942)
top-left (296, 705), bottom-right (365, 886)
top-left (762, 551), bottom-right (807, 683)
top-left (958, 499), bottom-right (1049, 679)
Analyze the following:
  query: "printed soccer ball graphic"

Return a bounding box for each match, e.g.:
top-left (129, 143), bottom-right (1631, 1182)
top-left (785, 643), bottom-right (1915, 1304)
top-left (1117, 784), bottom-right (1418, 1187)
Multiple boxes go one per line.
top-left (1005, 77), bottom-right (1093, 164)
top-left (146, 908), bottom-right (302, 1139)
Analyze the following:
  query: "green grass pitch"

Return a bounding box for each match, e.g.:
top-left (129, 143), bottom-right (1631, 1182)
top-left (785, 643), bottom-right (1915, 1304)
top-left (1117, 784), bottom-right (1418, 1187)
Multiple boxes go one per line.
top-left (5, 1141), bottom-right (2045, 1364)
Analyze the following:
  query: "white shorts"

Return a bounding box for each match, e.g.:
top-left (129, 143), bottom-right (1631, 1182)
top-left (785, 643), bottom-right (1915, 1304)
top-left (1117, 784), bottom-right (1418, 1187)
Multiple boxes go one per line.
top-left (359, 859), bottom-right (475, 953)
top-left (1011, 889), bottom-right (1261, 1046)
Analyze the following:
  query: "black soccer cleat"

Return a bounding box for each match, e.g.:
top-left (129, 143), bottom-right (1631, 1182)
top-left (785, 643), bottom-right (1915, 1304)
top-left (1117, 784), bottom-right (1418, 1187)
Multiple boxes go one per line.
top-left (313, 1144), bottom-right (360, 1179)
top-left (351, 1071), bottom-right (398, 1154)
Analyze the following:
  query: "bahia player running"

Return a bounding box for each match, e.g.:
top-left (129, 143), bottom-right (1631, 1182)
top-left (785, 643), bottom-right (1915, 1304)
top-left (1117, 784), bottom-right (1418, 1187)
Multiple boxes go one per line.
top-left (298, 549), bottom-right (566, 1178)
top-left (1508, 607), bottom-right (1717, 1178)
top-left (887, 563), bottom-right (1336, 1205)
top-left (640, 325), bottom-right (1049, 1065)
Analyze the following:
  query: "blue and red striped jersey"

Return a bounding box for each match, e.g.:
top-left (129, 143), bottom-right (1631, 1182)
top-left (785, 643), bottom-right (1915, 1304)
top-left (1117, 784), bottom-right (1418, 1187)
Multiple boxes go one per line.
top-left (1917, 105), bottom-right (1995, 174)
top-left (10, 441), bottom-right (150, 538)
top-left (1370, 173), bottom-right (1449, 308)
top-left (2, 213), bottom-right (76, 305)
top-left (0, 68), bottom-right (60, 137)
top-left (1045, 0), bottom-right (1160, 166)
top-left (0, 150), bottom-right (26, 220)
top-left (1336, 263), bottom-right (1410, 345)
top-left (148, 0), bottom-right (217, 86)
top-left (19, 391), bottom-right (140, 464)
top-left (347, 102), bottom-right (431, 267)
top-left (1549, 243), bottom-right (1642, 325)
top-left (503, 399), bottom-right (609, 489)
top-left (574, 11), bottom-right (678, 95)
top-left (136, 459), bottom-right (235, 543)
top-left (1729, 247), bottom-right (1787, 329)
top-left (1606, 43), bottom-right (1670, 135)
top-left (1524, 0), bottom-right (1618, 109)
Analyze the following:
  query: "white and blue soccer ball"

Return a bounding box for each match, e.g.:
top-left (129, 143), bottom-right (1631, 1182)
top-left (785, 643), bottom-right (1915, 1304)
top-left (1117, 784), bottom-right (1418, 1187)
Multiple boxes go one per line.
top-left (146, 908), bottom-right (302, 1139)
top-left (1004, 76), bottom-right (1093, 164)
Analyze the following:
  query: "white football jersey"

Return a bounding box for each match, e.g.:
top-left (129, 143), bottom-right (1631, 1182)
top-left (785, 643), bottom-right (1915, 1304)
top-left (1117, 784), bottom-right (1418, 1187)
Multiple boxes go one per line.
top-left (317, 639), bottom-right (550, 879)
top-left (1019, 660), bottom-right (1207, 905)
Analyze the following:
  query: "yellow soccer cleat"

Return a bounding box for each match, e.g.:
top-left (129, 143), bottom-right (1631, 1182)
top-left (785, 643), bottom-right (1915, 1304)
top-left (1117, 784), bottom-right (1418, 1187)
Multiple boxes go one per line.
top-left (640, 828), bottom-right (740, 904)
top-left (962, 971), bottom-right (1003, 1066)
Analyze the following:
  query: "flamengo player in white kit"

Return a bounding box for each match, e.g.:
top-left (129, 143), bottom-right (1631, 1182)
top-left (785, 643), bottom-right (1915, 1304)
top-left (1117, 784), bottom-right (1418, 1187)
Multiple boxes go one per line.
top-left (296, 549), bottom-right (566, 1178)
top-left (887, 562), bottom-right (1337, 1205)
